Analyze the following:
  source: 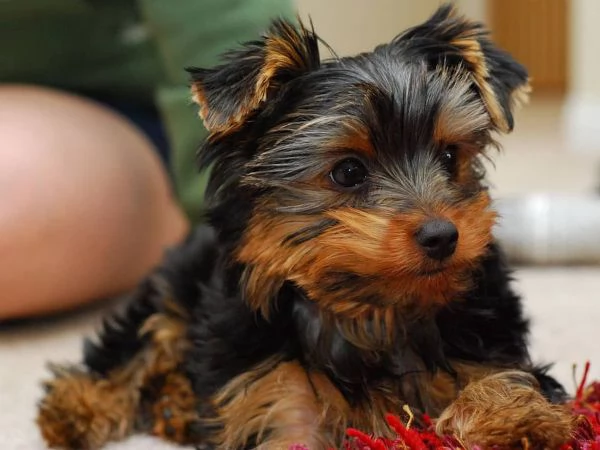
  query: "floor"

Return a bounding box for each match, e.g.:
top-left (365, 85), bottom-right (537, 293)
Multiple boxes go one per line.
top-left (485, 95), bottom-right (600, 196)
top-left (1, 94), bottom-right (600, 449)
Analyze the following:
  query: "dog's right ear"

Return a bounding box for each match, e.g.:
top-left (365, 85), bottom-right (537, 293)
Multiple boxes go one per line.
top-left (187, 19), bottom-right (320, 137)
top-left (394, 3), bottom-right (530, 134)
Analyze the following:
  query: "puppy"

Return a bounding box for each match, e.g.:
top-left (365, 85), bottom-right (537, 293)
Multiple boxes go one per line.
top-left (38, 4), bottom-right (573, 449)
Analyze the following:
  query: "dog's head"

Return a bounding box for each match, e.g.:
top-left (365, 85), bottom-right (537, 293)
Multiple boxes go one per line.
top-left (188, 4), bottom-right (529, 317)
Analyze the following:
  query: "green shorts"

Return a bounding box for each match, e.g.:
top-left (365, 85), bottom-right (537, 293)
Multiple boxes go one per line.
top-left (1, 0), bottom-right (294, 223)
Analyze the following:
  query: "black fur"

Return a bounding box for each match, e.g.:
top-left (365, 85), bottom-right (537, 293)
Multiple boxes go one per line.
top-left (84, 225), bottom-right (220, 375)
top-left (436, 243), bottom-right (530, 365)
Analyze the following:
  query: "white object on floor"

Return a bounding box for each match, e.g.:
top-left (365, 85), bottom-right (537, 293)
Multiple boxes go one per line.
top-left (494, 193), bottom-right (600, 265)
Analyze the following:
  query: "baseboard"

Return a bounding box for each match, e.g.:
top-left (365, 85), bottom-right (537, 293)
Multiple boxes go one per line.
top-left (562, 94), bottom-right (600, 155)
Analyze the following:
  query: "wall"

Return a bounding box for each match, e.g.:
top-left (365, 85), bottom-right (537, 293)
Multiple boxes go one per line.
top-left (563, 0), bottom-right (600, 154)
top-left (295, 0), bottom-right (487, 57)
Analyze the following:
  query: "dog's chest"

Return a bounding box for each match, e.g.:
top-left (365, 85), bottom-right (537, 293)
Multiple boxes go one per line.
top-left (289, 293), bottom-right (453, 398)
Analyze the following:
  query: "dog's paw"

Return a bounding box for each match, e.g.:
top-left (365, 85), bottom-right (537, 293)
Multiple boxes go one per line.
top-left (436, 371), bottom-right (574, 449)
top-left (37, 365), bottom-right (136, 450)
top-left (149, 372), bottom-right (203, 444)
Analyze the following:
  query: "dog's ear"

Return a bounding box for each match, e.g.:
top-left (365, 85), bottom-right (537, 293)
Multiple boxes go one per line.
top-left (187, 19), bottom-right (320, 136)
top-left (395, 3), bottom-right (530, 133)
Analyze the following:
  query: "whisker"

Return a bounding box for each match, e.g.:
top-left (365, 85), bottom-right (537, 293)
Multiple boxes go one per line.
top-left (283, 218), bottom-right (339, 246)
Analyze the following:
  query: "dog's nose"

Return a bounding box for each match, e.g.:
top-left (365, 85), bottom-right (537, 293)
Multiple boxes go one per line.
top-left (415, 219), bottom-right (458, 261)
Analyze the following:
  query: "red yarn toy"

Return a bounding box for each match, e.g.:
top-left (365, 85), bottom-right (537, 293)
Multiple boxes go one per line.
top-left (292, 363), bottom-right (600, 450)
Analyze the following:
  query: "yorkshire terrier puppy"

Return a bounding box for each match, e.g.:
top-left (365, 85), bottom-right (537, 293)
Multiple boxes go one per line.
top-left (38, 4), bottom-right (574, 449)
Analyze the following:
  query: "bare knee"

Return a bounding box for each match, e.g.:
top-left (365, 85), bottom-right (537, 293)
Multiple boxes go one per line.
top-left (0, 85), bottom-right (189, 318)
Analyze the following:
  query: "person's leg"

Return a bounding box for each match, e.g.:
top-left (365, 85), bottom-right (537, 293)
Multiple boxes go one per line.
top-left (0, 84), bottom-right (190, 319)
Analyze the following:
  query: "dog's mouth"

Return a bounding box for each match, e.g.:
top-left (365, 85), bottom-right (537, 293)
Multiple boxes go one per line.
top-left (417, 266), bottom-right (448, 277)
top-left (416, 261), bottom-right (454, 277)
top-left (417, 267), bottom-right (446, 276)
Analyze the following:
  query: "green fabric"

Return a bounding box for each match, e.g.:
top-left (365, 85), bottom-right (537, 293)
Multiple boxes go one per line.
top-left (0, 1), bottom-right (161, 104)
top-left (0, 0), bottom-right (295, 222)
top-left (155, 85), bottom-right (210, 225)
top-left (138, 0), bottom-right (295, 222)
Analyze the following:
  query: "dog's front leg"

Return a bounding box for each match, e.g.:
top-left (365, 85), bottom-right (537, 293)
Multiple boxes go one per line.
top-left (208, 360), bottom-right (349, 450)
top-left (435, 369), bottom-right (574, 449)
top-left (37, 305), bottom-right (199, 449)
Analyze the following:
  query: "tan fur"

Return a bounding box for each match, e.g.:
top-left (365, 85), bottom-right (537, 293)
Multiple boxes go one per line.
top-left (350, 384), bottom-right (406, 439)
top-left (150, 372), bottom-right (198, 444)
top-left (37, 367), bottom-right (137, 450)
top-left (322, 123), bottom-right (374, 157)
top-left (210, 360), bottom-right (350, 450)
top-left (37, 310), bottom-right (194, 449)
top-left (411, 361), bottom-right (503, 415)
top-left (329, 305), bottom-right (403, 349)
top-left (237, 191), bottom-right (496, 319)
top-left (257, 22), bottom-right (314, 99)
top-left (433, 70), bottom-right (491, 144)
top-left (436, 371), bottom-right (574, 449)
top-left (511, 79), bottom-right (532, 112)
top-left (209, 360), bottom-right (441, 449)
top-left (190, 83), bottom-right (210, 127)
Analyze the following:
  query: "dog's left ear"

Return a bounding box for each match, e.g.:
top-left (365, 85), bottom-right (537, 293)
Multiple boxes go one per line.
top-left (187, 18), bottom-right (320, 136)
top-left (396, 3), bottom-right (530, 133)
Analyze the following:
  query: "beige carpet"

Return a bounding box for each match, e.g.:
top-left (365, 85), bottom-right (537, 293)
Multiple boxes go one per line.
top-left (1, 94), bottom-right (600, 449)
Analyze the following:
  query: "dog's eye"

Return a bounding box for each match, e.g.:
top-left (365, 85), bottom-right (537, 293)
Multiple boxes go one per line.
top-left (330, 158), bottom-right (368, 188)
top-left (440, 145), bottom-right (459, 176)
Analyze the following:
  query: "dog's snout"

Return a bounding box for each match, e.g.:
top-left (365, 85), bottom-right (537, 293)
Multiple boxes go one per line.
top-left (415, 219), bottom-right (458, 261)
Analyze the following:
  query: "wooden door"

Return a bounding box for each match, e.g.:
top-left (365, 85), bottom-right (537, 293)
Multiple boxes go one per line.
top-left (489, 0), bottom-right (568, 93)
